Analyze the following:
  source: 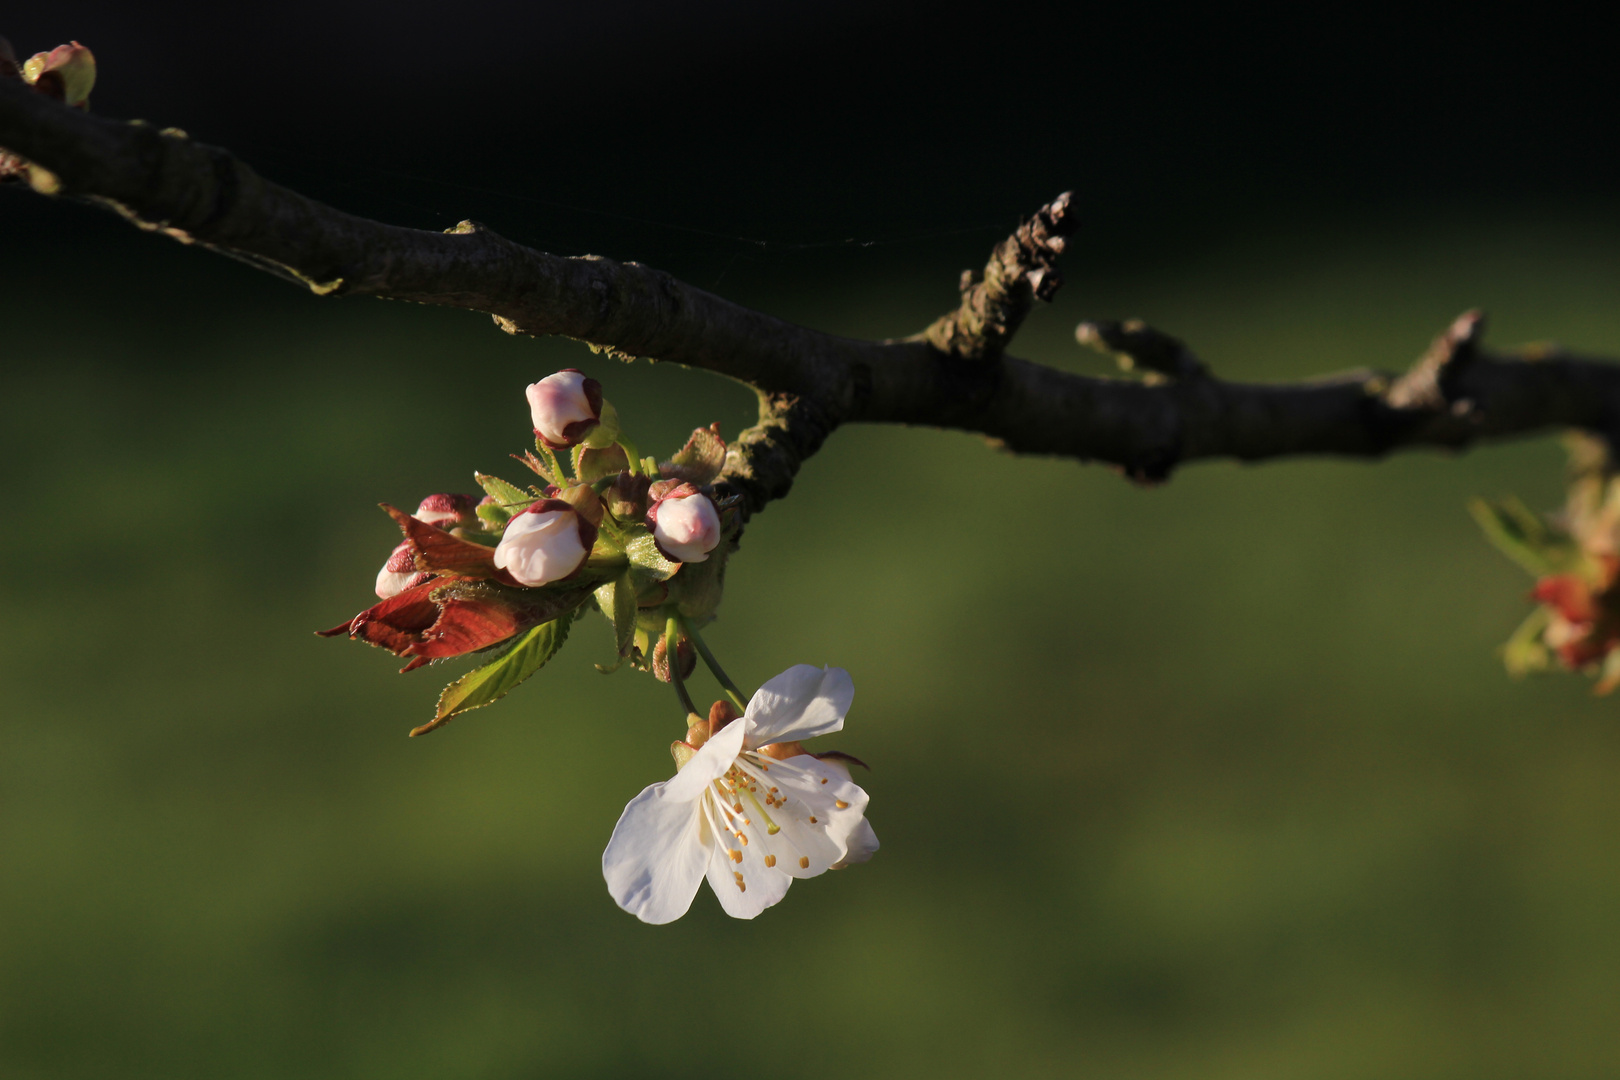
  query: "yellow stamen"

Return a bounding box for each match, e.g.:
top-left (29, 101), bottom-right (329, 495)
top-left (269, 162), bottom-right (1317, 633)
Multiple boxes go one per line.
top-left (764, 855), bottom-right (777, 867)
top-left (798, 856), bottom-right (809, 869)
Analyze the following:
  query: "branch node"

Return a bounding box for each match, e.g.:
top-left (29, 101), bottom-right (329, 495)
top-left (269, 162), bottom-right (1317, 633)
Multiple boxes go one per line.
top-left (716, 393), bottom-right (838, 523)
top-left (1386, 309), bottom-right (1486, 411)
top-left (921, 190), bottom-right (1076, 362)
top-left (1076, 319), bottom-right (1208, 381)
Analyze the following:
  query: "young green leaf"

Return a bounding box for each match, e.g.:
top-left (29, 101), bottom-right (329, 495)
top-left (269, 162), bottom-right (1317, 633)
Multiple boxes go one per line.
top-left (476, 472), bottom-right (532, 508)
top-left (1501, 604), bottom-right (1553, 677)
top-left (662, 425), bottom-right (727, 484)
top-left (418, 611), bottom-right (576, 735)
top-left (1469, 497), bottom-right (1579, 577)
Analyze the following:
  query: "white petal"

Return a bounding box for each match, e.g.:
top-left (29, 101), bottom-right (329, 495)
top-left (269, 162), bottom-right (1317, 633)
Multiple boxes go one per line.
top-left (493, 509), bottom-right (587, 587)
top-left (702, 795), bottom-right (793, 919)
top-left (602, 781), bottom-right (709, 925)
top-left (374, 567), bottom-right (418, 599)
top-left (742, 666), bottom-right (854, 748)
top-left (831, 818), bottom-right (879, 869)
top-left (527, 371), bottom-right (596, 445)
top-left (661, 717), bottom-right (745, 803)
top-left (651, 495), bottom-right (720, 563)
top-left (755, 754), bottom-right (871, 870)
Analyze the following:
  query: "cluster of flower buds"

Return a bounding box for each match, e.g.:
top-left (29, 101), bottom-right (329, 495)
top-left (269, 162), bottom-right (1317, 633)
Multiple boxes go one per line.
top-left (322, 368), bottom-right (877, 921)
top-left (1474, 434), bottom-right (1620, 692)
top-left (1, 38), bottom-right (96, 191)
top-left (323, 369), bottom-right (732, 714)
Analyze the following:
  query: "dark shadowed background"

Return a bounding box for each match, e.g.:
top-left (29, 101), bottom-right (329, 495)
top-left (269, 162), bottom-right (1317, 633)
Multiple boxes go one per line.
top-left (5, 3), bottom-right (1620, 1077)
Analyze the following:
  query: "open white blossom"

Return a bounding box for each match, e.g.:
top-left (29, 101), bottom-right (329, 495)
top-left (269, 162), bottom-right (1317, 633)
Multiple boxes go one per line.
top-left (602, 665), bottom-right (878, 923)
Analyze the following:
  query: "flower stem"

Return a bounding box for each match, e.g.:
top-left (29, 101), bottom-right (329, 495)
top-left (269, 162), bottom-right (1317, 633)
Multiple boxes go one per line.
top-left (679, 614), bottom-right (749, 712)
top-left (617, 436), bottom-right (642, 477)
top-left (664, 613), bottom-right (699, 718)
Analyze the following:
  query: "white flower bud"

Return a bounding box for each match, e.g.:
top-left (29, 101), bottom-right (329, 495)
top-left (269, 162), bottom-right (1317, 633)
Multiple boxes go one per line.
top-left (493, 500), bottom-right (594, 586)
top-left (648, 487), bottom-right (721, 563)
top-left (375, 540), bottom-right (428, 599)
top-left (526, 369), bottom-right (604, 449)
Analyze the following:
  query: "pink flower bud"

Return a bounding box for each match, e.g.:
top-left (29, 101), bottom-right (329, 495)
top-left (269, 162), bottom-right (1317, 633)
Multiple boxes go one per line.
top-left (647, 485), bottom-right (721, 563)
top-left (414, 493), bottom-right (477, 530)
top-left (493, 499), bottom-right (597, 586)
top-left (526, 369), bottom-right (604, 449)
top-left (375, 540), bottom-right (430, 599)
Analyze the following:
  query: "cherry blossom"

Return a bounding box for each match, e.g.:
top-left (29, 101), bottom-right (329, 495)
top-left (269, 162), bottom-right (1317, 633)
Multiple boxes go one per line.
top-left (603, 665), bottom-right (876, 923)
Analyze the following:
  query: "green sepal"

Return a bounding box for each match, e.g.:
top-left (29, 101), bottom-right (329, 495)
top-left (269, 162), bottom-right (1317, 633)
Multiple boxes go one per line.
top-left (574, 442), bottom-right (630, 483)
top-left (1469, 497), bottom-right (1581, 578)
top-left (594, 569), bottom-right (639, 658)
top-left (621, 524), bottom-right (680, 585)
top-left (1501, 604), bottom-right (1553, 677)
top-left (672, 543), bottom-right (729, 622)
top-left (420, 610), bottom-right (576, 734)
top-left (475, 503), bottom-right (507, 531)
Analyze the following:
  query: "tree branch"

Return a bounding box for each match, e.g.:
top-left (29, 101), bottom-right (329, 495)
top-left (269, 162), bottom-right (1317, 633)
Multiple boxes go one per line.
top-left (6, 76), bottom-right (1620, 515)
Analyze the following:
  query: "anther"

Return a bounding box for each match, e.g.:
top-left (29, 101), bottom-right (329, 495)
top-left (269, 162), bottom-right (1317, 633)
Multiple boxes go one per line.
top-left (764, 855), bottom-right (777, 867)
top-left (798, 856), bottom-right (809, 869)
top-left (835, 800), bottom-right (849, 809)
top-left (730, 849), bottom-right (742, 863)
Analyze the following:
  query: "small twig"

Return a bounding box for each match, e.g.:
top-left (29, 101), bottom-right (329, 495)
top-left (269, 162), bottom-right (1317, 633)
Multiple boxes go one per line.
top-left (921, 190), bottom-right (1077, 361)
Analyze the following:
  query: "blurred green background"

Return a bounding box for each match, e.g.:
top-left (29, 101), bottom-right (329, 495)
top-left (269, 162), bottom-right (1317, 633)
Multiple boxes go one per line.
top-left (5, 204), bottom-right (1620, 1078)
top-left (9, 1), bottom-right (1620, 1071)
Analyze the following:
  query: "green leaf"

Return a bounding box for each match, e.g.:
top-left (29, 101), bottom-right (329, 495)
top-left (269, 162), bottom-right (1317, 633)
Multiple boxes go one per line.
top-left (1501, 605), bottom-right (1553, 677)
top-left (477, 472), bottom-right (531, 505)
top-left (420, 611), bottom-right (575, 734)
top-left (473, 473), bottom-right (533, 530)
top-left (1468, 497), bottom-right (1579, 578)
top-left (593, 569), bottom-right (638, 658)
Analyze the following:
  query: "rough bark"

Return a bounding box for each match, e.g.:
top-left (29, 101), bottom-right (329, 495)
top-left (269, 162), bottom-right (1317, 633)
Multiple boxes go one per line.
top-left (5, 76), bottom-right (1620, 517)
